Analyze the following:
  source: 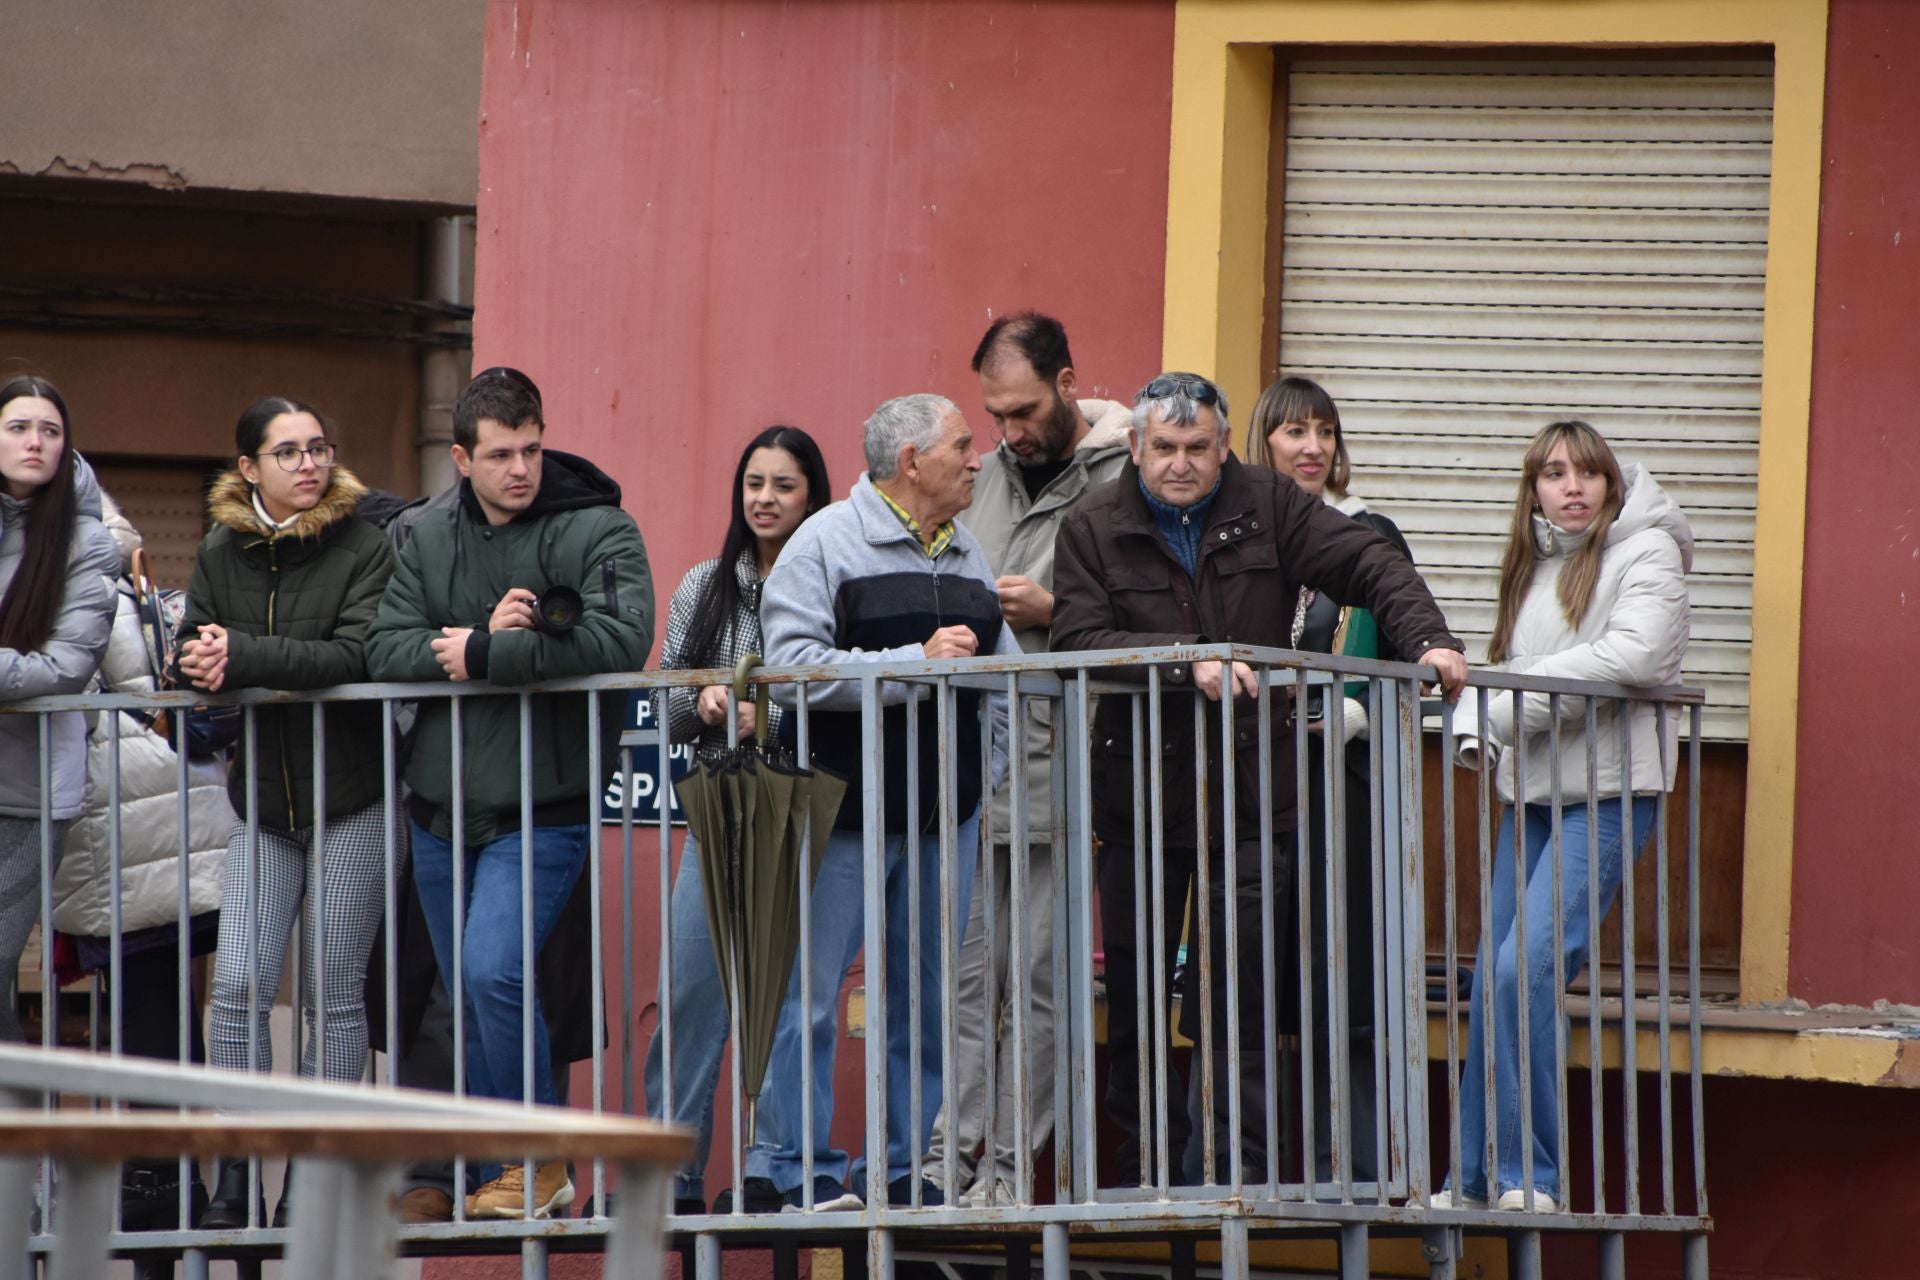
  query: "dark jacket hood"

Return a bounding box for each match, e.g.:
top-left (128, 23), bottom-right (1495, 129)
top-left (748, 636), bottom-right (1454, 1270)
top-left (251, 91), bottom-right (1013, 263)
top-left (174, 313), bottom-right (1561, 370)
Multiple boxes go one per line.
top-left (459, 448), bottom-right (622, 525)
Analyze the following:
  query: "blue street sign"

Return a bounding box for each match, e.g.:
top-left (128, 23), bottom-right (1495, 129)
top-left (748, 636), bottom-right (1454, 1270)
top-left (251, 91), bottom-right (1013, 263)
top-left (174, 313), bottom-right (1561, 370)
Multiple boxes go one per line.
top-left (602, 691), bottom-right (692, 826)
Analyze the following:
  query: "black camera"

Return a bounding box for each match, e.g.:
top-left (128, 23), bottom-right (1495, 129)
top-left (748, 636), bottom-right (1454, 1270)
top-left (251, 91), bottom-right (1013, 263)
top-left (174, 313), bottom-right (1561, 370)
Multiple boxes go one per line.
top-left (533, 585), bottom-right (585, 636)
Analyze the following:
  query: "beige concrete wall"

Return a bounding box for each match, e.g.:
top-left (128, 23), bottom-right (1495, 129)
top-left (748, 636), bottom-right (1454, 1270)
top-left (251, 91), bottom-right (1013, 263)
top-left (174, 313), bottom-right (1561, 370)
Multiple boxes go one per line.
top-left (1, 0), bottom-right (482, 207)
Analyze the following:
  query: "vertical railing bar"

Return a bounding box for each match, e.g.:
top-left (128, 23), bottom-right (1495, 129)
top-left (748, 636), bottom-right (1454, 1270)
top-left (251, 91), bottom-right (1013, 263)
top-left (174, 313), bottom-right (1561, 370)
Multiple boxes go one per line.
top-left (1474, 686), bottom-right (1495, 1210)
top-left (1192, 690), bottom-right (1214, 1187)
top-left (1618, 704), bottom-right (1639, 1218)
top-left (724, 682), bottom-right (746, 1211)
top-left (107, 717), bottom-right (124, 1078)
top-left (1294, 665), bottom-right (1316, 1203)
top-left (382, 701), bottom-right (400, 1088)
top-left (173, 703), bottom-right (195, 1226)
top-left (1441, 694), bottom-right (1461, 1205)
top-left (36, 714), bottom-right (54, 1225)
top-left (1219, 655), bottom-right (1242, 1197)
top-left (1686, 703), bottom-right (1707, 1218)
top-left (859, 674), bottom-right (888, 1211)
top-left (311, 701), bottom-right (329, 1081)
top-left (1256, 667), bottom-right (1279, 1198)
top-left (977, 687), bottom-right (998, 1205)
top-left (904, 684), bottom-right (923, 1207)
top-left (1655, 701), bottom-right (1674, 1217)
top-left (1146, 670), bottom-right (1170, 1194)
top-left (1326, 680), bottom-right (1351, 1204)
top-left (796, 683), bottom-right (817, 1204)
top-left (518, 692), bottom-right (537, 1220)
top-left (1400, 677), bottom-right (1429, 1203)
top-left (244, 702), bottom-right (263, 1225)
top-left (1367, 676), bottom-right (1390, 1199)
top-left (450, 695), bottom-right (468, 1221)
top-left (1007, 673), bottom-right (1032, 1203)
top-left (1129, 692), bottom-right (1149, 1193)
top-left (587, 689), bottom-right (607, 1213)
top-left (936, 676), bottom-right (959, 1206)
top-left (1585, 696), bottom-right (1604, 1215)
top-left (1511, 687), bottom-right (1533, 1208)
top-left (1073, 670), bottom-right (1099, 1201)
top-left (1549, 696), bottom-right (1569, 1214)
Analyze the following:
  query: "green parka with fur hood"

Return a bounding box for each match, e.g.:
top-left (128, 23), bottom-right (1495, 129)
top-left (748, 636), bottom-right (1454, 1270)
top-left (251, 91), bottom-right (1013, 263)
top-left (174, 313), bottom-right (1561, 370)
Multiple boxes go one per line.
top-left (177, 467), bottom-right (396, 831)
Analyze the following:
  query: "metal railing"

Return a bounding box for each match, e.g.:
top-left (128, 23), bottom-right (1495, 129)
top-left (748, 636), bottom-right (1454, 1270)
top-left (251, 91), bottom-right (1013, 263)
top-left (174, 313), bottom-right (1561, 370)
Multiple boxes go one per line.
top-left (0, 645), bottom-right (1711, 1280)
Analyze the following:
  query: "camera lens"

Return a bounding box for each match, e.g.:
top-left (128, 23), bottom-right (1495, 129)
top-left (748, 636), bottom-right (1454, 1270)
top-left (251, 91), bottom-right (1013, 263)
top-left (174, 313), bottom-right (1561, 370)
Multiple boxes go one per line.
top-left (534, 585), bottom-right (584, 636)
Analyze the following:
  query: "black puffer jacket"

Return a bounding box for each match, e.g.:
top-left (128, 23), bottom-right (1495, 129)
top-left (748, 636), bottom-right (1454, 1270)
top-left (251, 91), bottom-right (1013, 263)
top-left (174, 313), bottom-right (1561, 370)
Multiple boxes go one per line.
top-left (178, 467), bottom-right (396, 830)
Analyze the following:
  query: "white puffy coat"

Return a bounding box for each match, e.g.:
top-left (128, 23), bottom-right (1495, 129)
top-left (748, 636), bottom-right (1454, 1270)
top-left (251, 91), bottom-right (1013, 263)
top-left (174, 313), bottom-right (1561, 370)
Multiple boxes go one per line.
top-left (1456, 465), bottom-right (1692, 805)
top-left (51, 565), bottom-right (233, 938)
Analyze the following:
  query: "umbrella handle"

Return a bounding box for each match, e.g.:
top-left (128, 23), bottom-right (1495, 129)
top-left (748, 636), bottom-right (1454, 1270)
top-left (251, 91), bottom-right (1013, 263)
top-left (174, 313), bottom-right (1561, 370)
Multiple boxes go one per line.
top-left (733, 653), bottom-right (771, 748)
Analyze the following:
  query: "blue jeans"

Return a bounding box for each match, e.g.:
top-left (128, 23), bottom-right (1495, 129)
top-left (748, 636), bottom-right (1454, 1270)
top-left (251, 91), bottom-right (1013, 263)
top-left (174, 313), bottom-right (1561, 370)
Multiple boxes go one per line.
top-left (1455, 796), bottom-right (1659, 1200)
top-left (746, 811), bottom-right (981, 1193)
top-left (410, 822), bottom-right (590, 1145)
top-left (642, 836), bottom-right (728, 1201)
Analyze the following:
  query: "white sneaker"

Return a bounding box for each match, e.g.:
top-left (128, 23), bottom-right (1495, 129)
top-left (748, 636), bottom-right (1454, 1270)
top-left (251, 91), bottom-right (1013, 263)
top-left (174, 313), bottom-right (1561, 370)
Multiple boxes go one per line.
top-left (1429, 1187), bottom-right (1488, 1210)
top-left (959, 1177), bottom-right (1017, 1209)
top-left (1496, 1187), bottom-right (1558, 1213)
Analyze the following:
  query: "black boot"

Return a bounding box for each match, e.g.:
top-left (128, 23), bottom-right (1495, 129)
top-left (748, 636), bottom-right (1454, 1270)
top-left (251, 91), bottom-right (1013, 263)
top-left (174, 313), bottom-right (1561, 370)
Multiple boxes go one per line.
top-left (199, 1159), bottom-right (261, 1231)
top-left (120, 1159), bottom-right (209, 1231)
top-left (272, 1164), bottom-right (290, 1229)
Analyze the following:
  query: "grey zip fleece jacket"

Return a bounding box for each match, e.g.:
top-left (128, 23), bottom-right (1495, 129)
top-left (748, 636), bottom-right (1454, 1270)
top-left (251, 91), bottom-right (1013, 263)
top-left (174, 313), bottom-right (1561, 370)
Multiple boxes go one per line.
top-left (759, 475), bottom-right (1018, 832)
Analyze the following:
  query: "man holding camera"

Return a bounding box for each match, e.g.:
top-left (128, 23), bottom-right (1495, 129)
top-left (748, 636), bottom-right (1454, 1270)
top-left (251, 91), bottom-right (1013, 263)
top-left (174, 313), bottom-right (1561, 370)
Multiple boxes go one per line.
top-left (368, 372), bottom-right (653, 1219)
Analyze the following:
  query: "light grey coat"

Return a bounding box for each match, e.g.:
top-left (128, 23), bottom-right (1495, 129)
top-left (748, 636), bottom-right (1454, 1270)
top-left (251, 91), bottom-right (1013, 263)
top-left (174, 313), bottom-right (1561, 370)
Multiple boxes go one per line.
top-left (0, 455), bottom-right (123, 820)
top-left (958, 400), bottom-right (1132, 839)
top-left (1455, 464), bottom-right (1693, 805)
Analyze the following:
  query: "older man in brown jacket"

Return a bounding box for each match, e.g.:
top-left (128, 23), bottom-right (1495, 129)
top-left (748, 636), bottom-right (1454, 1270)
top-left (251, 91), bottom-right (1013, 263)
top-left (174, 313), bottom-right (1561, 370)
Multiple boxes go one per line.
top-left (1052, 371), bottom-right (1465, 1189)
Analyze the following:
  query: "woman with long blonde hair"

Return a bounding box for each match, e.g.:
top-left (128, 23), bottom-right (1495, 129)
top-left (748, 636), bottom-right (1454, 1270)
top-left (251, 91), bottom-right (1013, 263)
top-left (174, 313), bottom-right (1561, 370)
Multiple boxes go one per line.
top-left (1435, 421), bottom-right (1691, 1214)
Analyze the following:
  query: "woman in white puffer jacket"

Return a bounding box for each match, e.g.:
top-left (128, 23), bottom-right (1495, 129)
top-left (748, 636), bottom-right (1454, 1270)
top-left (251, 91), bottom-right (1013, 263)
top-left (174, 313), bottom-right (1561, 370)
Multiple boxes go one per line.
top-left (1438, 421), bottom-right (1691, 1216)
top-left (54, 507), bottom-right (232, 949)
top-left (51, 498), bottom-right (234, 1230)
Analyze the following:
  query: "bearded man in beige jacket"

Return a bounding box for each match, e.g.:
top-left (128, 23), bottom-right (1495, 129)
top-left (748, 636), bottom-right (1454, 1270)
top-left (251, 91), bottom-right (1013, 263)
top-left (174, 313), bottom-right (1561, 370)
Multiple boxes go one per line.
top-left (922, 312), bottom-right (1133, 1206)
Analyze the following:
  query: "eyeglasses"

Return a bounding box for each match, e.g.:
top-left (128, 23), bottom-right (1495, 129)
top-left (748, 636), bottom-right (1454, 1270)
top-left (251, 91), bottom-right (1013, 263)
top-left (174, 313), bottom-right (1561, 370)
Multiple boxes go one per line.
top-left (1141, 374), bottom-right (1221, 407)
top-left (261, 443), bottom-right (336, 471)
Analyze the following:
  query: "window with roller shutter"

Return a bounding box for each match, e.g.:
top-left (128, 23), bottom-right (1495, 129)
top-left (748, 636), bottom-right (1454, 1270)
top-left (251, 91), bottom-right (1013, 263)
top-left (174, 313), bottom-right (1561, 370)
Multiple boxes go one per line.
top-left (90, 460), bottom-right (221, 593)
top-left (1272, 58), bottom-right (1768, 741)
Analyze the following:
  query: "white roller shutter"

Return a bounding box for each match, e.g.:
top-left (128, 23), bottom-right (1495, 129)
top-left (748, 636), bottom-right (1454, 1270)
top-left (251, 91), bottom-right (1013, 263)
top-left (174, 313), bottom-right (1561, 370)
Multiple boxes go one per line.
top-left (1276, 59), bottom-right (1770, 740)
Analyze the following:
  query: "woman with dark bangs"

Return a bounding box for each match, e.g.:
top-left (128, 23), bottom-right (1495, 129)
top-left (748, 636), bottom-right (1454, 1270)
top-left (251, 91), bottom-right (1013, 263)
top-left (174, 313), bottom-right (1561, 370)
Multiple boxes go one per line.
top-left (0, 375), bottom-right (121, 1042)
top-left (643, 424), bottom-right (832, 1215)
top-left (1435, 421), bottom-right (1691, 1215)
top-left (1238, 374), bottom-right (1414, 1188)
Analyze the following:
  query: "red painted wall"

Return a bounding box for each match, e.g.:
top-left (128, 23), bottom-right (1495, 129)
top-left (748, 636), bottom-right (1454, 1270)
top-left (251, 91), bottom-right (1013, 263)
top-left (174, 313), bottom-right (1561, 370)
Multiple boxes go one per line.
top-left (468, 0), bottom-right (1176, 1217)
top-left (1789, 0), bottom-right (1920, 1006)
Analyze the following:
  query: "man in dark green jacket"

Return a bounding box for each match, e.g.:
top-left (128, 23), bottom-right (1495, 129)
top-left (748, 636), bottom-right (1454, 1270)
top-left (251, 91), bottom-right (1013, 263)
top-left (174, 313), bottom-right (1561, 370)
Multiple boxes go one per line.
top-left (367, 372), bottom-right (653, 1219)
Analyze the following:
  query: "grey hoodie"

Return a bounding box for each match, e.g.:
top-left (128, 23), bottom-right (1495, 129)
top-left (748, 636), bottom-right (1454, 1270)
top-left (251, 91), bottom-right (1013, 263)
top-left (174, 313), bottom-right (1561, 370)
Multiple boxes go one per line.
top-left (0, 455), bottom-right (125, 819)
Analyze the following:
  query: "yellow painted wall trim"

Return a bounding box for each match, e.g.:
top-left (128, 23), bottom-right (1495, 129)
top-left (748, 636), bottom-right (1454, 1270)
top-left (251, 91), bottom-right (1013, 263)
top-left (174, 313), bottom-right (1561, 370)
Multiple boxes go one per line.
top-left (1164, 0), bottom-right (1829, 1002)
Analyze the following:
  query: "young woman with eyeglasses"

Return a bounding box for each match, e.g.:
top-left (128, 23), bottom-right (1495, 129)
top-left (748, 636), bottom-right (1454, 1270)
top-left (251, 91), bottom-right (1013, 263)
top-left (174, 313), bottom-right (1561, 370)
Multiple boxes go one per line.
top-left (180, 396), bottom-right (397, 1228)
top-left (0, 375), bottom-right (121, 1043)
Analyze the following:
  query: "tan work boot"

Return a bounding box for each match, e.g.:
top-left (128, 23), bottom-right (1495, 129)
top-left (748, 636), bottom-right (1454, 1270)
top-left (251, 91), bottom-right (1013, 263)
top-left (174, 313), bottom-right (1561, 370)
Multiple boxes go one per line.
top-left (465, 1161), bottom-right (575, 1219)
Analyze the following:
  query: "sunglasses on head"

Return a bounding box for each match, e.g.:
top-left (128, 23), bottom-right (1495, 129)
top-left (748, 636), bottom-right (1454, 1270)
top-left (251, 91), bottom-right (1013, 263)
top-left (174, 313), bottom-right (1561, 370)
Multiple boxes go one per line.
top-left (1142, 374), bottom-right (1221, 407)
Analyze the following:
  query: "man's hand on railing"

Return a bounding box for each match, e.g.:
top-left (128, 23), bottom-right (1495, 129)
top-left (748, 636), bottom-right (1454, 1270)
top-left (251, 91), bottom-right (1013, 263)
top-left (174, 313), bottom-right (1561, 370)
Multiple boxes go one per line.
top-left (1193, 658), bottom-right (1257, 703)
top-left (1419, 647), bottom-right (1469, 703)
top-left (432, 627), bottom-right (475, 681)
top-left (924, 625), bottom-right (980, 660)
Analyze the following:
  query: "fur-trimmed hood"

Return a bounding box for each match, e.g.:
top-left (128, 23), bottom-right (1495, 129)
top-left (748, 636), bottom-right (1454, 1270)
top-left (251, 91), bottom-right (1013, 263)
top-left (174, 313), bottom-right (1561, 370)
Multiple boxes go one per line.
top-left (205, 466), bottom-right (369, 542)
